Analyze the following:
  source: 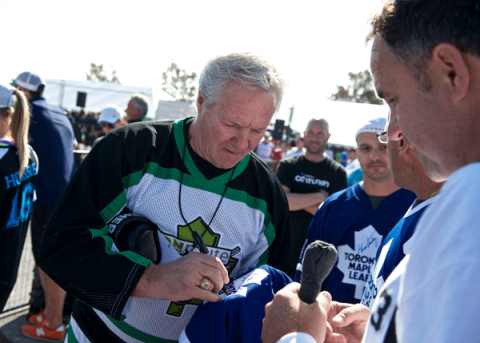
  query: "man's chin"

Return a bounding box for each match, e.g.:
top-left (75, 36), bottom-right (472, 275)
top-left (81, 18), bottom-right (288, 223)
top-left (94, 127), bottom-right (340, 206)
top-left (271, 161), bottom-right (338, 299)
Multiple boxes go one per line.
top-left (213, 155), bottom-right (243, 170)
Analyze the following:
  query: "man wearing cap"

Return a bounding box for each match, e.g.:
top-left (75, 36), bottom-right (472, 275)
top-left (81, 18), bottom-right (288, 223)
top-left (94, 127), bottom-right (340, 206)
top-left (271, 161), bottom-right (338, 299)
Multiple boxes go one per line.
top-left (92, 104), bottom-right (123, 147)
top-left (125, 93), bottom-right (150, 123)
top-left (276, 118), bottom-right (347, 267)
top-left (13, 72), bottom-right (75, 341)
top-left (293, 117), bottom-right (415, 305)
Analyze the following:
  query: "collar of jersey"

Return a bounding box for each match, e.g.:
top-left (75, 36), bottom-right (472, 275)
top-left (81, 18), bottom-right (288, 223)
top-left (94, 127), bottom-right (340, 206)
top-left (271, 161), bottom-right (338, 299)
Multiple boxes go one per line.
top-left (173, 117), bottom-right (249, 183)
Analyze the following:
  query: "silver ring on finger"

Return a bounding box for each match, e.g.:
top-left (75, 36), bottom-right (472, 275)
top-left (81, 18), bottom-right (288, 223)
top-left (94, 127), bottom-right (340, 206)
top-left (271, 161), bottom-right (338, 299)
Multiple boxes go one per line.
top-left (200, 277), bottom-right (212, 290)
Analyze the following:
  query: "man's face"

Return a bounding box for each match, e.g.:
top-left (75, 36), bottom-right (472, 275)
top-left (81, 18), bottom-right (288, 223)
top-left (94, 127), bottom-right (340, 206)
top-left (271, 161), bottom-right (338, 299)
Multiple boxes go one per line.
top-left (125, 99), bottom-right (139, 121)
top-left (296, 138), bottom-right (304, 149)
top-left (356, 132), bottom-right (392, 182)
top-left (304, 121), bottom-right (330, 155)
top-left (17, 87), bottom-right (32, 100)
top-left (195, 82), bottom-right (276, 169)
top-left (101, 121), bottom-right (120, 135)
top-left (346, 150), bottom-right (356, 160)
top-left (370, 38), bottom-right (452, 181)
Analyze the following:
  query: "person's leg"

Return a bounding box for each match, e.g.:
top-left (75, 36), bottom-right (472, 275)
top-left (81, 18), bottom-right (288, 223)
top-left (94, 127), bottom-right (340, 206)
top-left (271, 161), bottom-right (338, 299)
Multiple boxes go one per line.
top-left (21, 205), bottom-right (66, 340)
top-left (38, 267), bottom-right (66, 330)
top-left (28, 204), bottom-right (49, 316)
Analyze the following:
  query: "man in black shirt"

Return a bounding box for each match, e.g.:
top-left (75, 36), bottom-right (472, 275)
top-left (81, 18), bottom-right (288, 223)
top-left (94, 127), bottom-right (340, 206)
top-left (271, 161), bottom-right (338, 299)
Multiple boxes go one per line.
top-left (276, 118), bottom-right (347, 264)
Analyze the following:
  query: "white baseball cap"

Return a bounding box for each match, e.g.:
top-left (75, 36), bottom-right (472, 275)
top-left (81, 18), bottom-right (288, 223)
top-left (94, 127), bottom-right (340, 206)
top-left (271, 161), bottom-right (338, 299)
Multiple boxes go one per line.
top-left (98, 104), bottom-right (122, 124)
top-left (12, 72), bottom-right (45, 92)
top-left (0, 84), bottom-right (15, 108)
top-left (355, 117), bottom-right (387, 140)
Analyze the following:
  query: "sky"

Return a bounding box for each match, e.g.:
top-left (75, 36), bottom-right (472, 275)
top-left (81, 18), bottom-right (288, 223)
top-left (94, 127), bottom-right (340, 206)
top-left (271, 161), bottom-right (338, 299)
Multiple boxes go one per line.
top-left (0, 0), bottom-right (386, 145)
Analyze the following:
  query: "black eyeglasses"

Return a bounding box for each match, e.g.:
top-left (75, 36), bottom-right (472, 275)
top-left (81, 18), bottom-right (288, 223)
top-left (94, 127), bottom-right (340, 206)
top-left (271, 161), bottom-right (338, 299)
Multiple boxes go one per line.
top-left (377, 131), bottom-right (387, 144)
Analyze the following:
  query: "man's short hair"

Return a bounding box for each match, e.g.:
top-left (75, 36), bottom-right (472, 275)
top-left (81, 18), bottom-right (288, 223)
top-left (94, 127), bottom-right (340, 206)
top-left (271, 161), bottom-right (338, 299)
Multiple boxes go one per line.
top-left (130, 93), bottom-right (149, 116)
top-left (368, 0), bottom-right (480, 89)
top-left (199, 52), bottom-right (285, 112)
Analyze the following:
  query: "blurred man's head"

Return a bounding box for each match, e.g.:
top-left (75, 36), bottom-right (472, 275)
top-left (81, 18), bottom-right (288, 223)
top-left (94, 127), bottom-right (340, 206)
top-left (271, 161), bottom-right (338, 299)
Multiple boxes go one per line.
top-left (12, 72), bottom-right (45, 100)
top-left (304, 119), bottom-right (330, 157)
top-left (346, 147), bottom-right (357, 161)
top-left (368, 0), bottom-right (480, 181)
top-left (98, 104), bottom-right (122, 134)
top-left (382, 126), bottom-right (443, 200)
top-left (295, 136), bottom-right (304, 150)
top-left (125, 93), bottom-right (149, 122)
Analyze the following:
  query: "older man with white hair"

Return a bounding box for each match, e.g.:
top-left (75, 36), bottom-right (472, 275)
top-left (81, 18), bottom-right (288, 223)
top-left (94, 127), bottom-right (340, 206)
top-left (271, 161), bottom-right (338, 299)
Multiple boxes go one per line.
top-left (38, 52), bottom-right (295, 342)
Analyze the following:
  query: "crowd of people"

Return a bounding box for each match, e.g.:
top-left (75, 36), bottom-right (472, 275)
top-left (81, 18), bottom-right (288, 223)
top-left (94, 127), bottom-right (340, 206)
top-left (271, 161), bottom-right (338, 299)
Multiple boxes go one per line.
top-left (1, 1), bottom-right (479, 342)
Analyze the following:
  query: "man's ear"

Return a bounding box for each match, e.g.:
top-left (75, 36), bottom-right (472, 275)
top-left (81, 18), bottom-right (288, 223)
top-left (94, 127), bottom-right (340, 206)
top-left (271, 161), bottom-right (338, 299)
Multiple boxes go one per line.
top-left (398, 138), bottom-right (414, 158)
top-left (196, 90), bottom-right (204, 114)
top-left (431, 43), bottom-right (470, 102)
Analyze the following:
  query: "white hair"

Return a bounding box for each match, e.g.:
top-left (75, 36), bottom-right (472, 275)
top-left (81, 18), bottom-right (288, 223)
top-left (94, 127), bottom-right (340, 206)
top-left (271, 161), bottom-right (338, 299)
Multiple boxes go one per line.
top-left (199, 52), bottom-right (286, 112)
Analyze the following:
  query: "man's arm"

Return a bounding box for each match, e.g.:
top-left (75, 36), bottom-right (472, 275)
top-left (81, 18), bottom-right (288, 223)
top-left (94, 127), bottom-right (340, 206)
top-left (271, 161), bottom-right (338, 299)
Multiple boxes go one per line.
top-left (132, 252), bottom-right (228, 303)
top-left (38, 127), bottom-right (228, 319)
top-left (282, 185), bottom-right (329, 212)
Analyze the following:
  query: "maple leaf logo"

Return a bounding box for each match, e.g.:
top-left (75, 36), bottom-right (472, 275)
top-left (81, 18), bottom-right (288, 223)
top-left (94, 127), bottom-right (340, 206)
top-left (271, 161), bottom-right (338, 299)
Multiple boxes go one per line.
top-left (337, 225), bottom-right (383, 300)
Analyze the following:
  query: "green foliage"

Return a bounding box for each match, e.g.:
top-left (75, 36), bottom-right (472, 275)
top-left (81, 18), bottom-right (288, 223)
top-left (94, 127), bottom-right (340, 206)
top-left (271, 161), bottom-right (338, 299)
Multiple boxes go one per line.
top-left (329, 70), bottom-right (383, 105)
top-left (86, 63), bottom-right (121, 84)
top-left (161, 62), bottom-right (198, 103)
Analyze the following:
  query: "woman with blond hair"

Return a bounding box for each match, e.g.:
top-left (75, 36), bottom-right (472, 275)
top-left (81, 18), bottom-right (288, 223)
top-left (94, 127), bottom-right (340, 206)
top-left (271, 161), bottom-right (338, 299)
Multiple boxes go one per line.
top-left (0, 84), bottom-right (38, 310)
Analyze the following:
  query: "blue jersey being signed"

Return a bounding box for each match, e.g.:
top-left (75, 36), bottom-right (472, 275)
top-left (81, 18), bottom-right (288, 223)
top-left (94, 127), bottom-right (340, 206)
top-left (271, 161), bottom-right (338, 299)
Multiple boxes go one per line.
top-left (295, 183), bottom-right (415, 304)
top-left (180, 265), bottom-right (292, 343)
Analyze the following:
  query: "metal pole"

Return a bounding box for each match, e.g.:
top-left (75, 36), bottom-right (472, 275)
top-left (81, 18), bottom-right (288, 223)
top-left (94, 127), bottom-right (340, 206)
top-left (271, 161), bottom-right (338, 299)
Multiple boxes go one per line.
top-left (58, 80), bottom-right (65, 109)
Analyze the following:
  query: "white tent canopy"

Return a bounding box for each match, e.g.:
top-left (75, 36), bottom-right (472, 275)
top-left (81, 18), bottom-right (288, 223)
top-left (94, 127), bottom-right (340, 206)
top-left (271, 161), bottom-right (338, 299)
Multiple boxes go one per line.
top-left (43, 79), bottom-right (174, 118)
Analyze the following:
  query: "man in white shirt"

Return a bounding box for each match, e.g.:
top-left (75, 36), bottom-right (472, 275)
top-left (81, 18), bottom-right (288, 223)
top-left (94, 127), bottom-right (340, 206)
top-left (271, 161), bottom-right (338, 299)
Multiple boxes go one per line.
top-left (262, 0), bottom-right (480, 342)
top-left (254, 132), bottom-right (275, 164)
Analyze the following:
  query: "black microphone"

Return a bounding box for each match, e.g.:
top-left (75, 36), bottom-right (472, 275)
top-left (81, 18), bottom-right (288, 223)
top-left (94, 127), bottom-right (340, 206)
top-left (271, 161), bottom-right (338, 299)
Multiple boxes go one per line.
top-left (298, 240), bottom-right (338, 304)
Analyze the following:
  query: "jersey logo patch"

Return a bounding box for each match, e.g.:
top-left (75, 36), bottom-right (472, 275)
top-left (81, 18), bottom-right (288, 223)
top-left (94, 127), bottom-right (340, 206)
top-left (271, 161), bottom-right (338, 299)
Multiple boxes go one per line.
top-left (162, 217), bottom-right (240, 317)
top-left (337, 225), bottom-right (383, 300)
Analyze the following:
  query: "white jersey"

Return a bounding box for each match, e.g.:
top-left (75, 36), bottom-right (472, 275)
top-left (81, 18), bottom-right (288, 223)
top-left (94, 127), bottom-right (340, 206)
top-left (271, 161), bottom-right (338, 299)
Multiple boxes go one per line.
top-left (365, 162), bottom-right (480, 342)
top-left (396, 162), bottom-right (480, 342)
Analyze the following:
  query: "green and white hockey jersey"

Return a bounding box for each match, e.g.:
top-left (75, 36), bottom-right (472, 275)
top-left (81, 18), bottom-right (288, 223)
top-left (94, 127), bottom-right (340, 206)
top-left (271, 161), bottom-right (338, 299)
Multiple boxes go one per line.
top-left (39, 118), bottom-right (294, 342)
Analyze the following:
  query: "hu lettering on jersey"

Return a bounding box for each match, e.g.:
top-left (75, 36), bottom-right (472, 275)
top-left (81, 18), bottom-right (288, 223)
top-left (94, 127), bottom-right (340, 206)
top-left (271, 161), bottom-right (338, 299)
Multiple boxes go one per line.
top-left (294, 174), bottom-right (330, 188)
top-left (4, 162), bottom-right (37, 189)
top-left (337, 225), bottom-right (383, 300)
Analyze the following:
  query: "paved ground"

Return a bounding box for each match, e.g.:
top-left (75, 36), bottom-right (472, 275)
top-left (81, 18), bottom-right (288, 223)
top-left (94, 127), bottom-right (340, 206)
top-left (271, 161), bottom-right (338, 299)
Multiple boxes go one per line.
top-left (0, 227), bottom-right (37, 343)
top-left (0, 306), bottom-right (33, 343)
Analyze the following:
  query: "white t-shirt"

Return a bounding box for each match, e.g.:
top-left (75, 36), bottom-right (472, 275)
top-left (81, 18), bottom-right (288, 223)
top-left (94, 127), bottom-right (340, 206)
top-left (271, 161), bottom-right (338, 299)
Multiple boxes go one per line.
top-left (395, 162), bottom-right (480, 342)
top-left (284, 147), bottom-right (305, 158)
top-left (256, 141), bottom-right (275, 161)
top-left (345, 159), bottom-right (360, 177)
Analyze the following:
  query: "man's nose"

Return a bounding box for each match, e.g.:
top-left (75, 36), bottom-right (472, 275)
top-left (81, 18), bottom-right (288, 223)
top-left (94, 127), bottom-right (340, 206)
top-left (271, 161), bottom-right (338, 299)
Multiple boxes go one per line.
top-left (387, 114), bottom-right (402, 141)
top-left (233, 130), bottom-right (249, 151)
